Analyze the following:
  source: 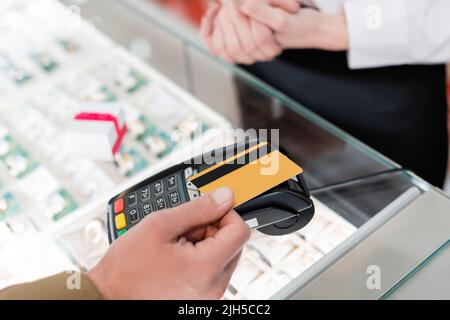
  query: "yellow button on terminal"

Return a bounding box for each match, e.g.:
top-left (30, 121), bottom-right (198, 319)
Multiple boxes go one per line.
top-left (115, 213), bottom-right (127, 230)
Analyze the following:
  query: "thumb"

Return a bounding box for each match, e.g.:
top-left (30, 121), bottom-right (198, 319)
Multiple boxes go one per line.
top-left (269, 0), bottom-right (300, 13)
top-left (157, 187), bottom-right (234, 240)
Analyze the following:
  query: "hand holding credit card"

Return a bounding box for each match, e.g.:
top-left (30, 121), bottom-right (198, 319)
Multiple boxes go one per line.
top-left (188, 142), bottom-right (304, 207)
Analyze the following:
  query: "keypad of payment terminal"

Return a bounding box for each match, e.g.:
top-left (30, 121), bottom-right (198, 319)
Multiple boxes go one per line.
top-left (109, 166), bottom-right (199, 239)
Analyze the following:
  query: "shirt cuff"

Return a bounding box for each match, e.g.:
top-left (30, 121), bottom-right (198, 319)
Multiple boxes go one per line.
top-left (344, 0), bottom-right (409, 69)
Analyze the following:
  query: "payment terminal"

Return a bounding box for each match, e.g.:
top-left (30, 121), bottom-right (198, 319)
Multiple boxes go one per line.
top-left (107, 140), bottom-right (315, 243)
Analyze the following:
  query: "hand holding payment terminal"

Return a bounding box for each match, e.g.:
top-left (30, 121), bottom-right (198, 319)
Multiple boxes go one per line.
top-left (107, 140), bottom-right (315, 243)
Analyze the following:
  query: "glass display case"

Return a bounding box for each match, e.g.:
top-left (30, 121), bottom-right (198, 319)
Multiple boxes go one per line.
top-left (0, 0), bottom-right (449, 299)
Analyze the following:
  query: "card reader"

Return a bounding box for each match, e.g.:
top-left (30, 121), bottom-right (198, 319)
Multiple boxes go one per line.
top-left (107, 141), bottom-right (315, 243)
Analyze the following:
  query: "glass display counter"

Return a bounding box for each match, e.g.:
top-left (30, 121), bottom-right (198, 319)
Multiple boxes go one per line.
top-left (0, 0), bottom-right (448, 300)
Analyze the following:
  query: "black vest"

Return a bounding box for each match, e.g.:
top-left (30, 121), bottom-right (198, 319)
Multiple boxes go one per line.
top-left (244, 50), bottom-right (448, 187)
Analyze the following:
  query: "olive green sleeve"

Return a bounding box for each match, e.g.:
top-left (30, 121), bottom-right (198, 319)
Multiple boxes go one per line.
top-left (0, 272), bottom-right (103, 300)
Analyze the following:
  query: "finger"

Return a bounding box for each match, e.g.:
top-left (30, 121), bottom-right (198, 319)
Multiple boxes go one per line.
top-left (240, 0), bottom-right (291, 31)
top-left (184, 227), bottom-right (206, 243)
top-left (200, 1), bottom-right (221, 37)
top-left (228, 2), bottom-right (266, 61)
top-left (250, 20), bottom-right (282, 61)
top-left (195, 210), bottom-right (250, 268)
top-left (269, 0), bottom-right (300, 13)
top-left (204, 225), bottom-right (220, 239)
top-left (155, 187), bottom-right (234, 240)
top-left (178, 236), bottom-right (188, 245)
top-left (184, 224), bottom-right (219, 243)
top-left (219, 7), bottom-right (254, 64)
top-left (210, 17), bottom-right (234, 62)
top-left (200, 2), bottom-right (221, 50)
top-left (216, 26), bottom-right (235, 63)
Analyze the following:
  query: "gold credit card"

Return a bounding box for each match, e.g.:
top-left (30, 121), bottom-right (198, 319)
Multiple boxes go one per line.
top-left (189, 142), bottom-right (303, 207)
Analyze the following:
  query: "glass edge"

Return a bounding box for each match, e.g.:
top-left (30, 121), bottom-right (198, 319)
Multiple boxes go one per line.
top-left (380, 239), bottom-right (450, 300)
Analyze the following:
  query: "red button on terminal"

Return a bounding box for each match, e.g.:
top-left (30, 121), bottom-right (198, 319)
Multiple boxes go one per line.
top-left (114, 198), bottom-right (124, 214)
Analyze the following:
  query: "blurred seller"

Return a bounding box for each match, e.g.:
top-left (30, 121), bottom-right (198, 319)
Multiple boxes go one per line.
top-left (202, 0), bottom-right (450, 187)
top-left (0, 188), bottom-right (250, 300)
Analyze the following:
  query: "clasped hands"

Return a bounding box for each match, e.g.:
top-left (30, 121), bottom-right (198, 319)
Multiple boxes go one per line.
top-left (200, 0), bottom-right (348, 65)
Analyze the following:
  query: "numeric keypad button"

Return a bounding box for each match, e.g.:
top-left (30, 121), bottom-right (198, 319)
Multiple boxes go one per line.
top-left (126, 193), bottom-right (137, 207)
top-left (142, 202), bottom-right (152, 216)
top-left (153, 181), bottom-right (164, 196)
top-left (155, 197), bottom-right (167, 210)
top-left (128, 208), bottom-right (140, 223)
top-left (168, 191), bottom-right (181, 207)
top-left (167, 175), bottom-right (177, 190)
top-left (140, 187), bottom-right (150, 201)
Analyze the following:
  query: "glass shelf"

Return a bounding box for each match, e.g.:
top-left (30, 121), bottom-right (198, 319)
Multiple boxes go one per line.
top-left (381, 239), bottom-right (450, 300)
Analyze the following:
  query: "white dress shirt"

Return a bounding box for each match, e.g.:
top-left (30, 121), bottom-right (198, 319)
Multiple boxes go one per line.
top-left (303, 0), bottom-right (450, 69)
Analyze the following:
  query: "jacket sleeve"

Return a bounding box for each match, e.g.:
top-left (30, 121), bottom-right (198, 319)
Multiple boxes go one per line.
top-left (344, 0), bottom-right (450, 69)
top-left (0, 272), bottom-right (103, 300)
